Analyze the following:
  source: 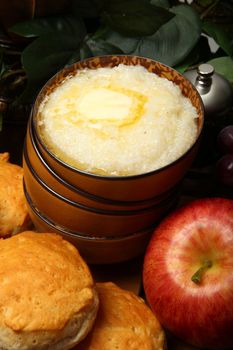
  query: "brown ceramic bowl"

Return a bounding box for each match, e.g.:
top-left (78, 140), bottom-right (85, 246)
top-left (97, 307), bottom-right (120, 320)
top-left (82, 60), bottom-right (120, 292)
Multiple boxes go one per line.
top-left (23, 55), bottom-right (204, 263)
top-left (25, 116), bottom-right (181, 212)
top-left (31, 55), bottom-right (204, 202)
top-left (24, 185), bottom-right (154, 264)
top-left (23, 148), bottom-right (178, 237)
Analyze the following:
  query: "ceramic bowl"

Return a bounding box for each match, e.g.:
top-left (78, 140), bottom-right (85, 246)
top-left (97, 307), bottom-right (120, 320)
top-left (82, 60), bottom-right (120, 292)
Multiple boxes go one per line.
top-left (24, 186), bottom-right (154, 264)
top-left (31, 55), bottom-right (204, 203)
top-left (23, 148), bottom-right (178, 237)
top-left (23, 55), bottom-right (204, 263)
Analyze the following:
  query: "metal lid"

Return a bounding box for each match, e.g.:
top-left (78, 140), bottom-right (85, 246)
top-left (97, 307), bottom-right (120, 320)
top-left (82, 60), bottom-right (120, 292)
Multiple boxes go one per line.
top-left (184, 64), bottom-right (233, 117)
top-left (198, 63), bottom-right (214, 77)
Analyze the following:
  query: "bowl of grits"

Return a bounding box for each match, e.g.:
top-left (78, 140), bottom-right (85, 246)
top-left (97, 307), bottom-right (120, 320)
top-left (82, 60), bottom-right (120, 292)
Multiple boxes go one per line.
top-left (23, 55), bottom-right (204, 263)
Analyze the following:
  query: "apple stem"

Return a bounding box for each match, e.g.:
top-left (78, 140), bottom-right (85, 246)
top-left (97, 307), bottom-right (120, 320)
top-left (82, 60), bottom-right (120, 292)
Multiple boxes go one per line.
top-left (191, 259), bottom-right (213, 284)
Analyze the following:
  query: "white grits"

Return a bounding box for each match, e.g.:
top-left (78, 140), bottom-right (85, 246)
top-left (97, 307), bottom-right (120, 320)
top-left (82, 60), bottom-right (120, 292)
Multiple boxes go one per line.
top-left (38, 65), bottom-right (198, 176)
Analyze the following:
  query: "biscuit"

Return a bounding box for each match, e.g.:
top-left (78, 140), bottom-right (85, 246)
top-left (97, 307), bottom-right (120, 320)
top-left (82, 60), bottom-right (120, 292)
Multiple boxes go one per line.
top-left (76, 282), bottom-right (165, 350)
top-left (0, 153), bottom-right (30, 236)
top-left (0, 231), bottom-right (99, 350)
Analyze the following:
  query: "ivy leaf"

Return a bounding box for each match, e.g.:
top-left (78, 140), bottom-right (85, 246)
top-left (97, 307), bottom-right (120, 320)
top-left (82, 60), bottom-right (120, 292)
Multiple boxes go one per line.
top-left (10, 15), bottom-right (86, 39)
top-left (101, 0), bottom-right (174, 36)
top-left (208, 56), bottom-right (233, 83)
top-left (202, 21), bottom-right (233, 57)
top-left (103, 5), bottom-right (201, 66)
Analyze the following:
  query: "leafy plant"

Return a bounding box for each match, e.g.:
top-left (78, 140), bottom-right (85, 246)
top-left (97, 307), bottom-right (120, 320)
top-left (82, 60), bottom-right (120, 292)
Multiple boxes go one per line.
top-left (0, 0), bottom-right (233, 113)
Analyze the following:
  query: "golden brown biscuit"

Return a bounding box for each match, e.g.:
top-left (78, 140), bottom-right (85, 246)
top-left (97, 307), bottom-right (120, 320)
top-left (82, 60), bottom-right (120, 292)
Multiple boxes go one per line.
top-left (0, 152), bottom-right (10, 162)
top-left (0, 152), bottom-right (30, 236)
top-left (76, 282), bottom-right (165, 350)
top-left (0, 231), bottom-right (99, 350)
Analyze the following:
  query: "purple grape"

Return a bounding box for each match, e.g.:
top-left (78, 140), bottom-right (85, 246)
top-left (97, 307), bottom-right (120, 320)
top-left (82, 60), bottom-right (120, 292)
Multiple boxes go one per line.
top-left (217, 125), bottom-right (233, 154)
top-left (216, 154), bottom-right (233, 187)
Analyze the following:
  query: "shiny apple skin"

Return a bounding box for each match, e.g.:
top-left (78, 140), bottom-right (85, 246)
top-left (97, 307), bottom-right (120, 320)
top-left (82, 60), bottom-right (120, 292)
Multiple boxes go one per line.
top-left (143, 198), bottom-right (233, 350)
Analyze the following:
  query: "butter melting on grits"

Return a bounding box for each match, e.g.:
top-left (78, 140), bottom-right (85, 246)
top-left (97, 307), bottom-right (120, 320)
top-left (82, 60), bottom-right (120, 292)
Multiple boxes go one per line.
top-left (43, 84), bottom-right (147, 131)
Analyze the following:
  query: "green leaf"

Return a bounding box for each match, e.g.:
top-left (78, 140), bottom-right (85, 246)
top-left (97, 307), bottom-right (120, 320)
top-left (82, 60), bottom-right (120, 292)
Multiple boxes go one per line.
top-left (99, 27), bottom-right (139, 53)
top-left (22, 34), bottom-right (79, 81)
top-left (103, 5), bottom-right (201, 66)
top-left (10, 15), bottom-right (86, 39)
top-left (202, 21), bottom-right (233, 57)
top-left (13, 81), bottom-right (36, 105)
top-left (20, 33), bottom-right (82, 102)
top-left (150, 0), bottom-right (170, 8)
top-left (66, 49), bottom-right (82, 66)
top-left (175, 50), bottom-right (199, 74)
top-left (101, 0), bottom-right (174, 36)
top-left (176, 35), bottom-right (213, 73)
top-left (71, 0), bottom-right (99, 18)
top-left (67, 35), bottom-right (124, 65)
top-left (208, 56), bottom-right (233, 83)
top-left (142, 4), bottom-right (201, 66)
top-left (79, 42), bottom-right (93, 61)
top-left (85, 36), bottom-right (124, 56)
top-left (196, 0), bottom-right (215, 6)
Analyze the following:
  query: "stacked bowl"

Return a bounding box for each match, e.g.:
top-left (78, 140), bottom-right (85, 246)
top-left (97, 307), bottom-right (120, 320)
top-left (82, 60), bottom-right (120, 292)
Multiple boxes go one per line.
top-left (23, 55), bottom-right (204, 264)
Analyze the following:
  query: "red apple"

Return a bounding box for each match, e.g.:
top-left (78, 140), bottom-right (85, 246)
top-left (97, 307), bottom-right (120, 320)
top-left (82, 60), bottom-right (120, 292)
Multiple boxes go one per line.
top-left (143, 198), bottom-right (233, 350)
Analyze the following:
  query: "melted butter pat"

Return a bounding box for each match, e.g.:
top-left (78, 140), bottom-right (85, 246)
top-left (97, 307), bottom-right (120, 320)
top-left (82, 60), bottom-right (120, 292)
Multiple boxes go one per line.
top-left (61, 85), bottom-right (147, 128)
top-left (41, 81), bottom-right (147, 133)
top-left (76, 86), bottom-right (147, 127)
top-left (77, 88), bottom-right (132, 123)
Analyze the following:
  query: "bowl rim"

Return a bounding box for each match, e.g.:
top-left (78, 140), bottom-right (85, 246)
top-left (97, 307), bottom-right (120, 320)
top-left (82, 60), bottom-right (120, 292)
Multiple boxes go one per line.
top-left (24, 183), bottom-right (155, 241)
top-left (24, 144), bottom-right (180, 216)
top-left (32, 54), bottom-right (204, 181)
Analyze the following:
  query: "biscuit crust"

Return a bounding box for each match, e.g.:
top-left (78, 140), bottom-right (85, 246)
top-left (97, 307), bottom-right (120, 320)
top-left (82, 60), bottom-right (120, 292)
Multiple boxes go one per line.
top-left (76, 282), bottom-right (165, 350)
top-left (0, 153), bottom-right (29, 236)
top-left (0, 231), bottom-right (99, 349)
